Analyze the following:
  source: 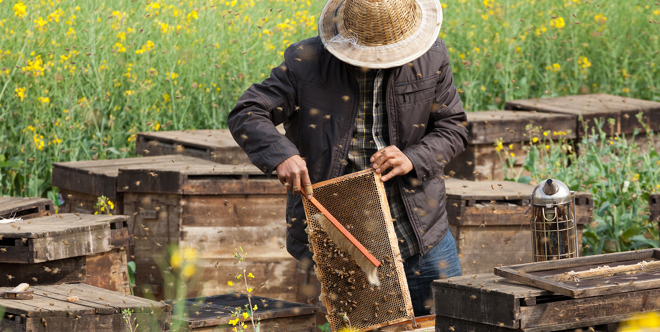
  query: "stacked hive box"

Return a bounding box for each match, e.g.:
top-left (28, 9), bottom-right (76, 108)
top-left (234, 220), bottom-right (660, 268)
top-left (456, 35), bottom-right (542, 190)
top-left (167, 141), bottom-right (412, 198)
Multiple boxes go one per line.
top-left (506, 94), bottom-right (660, 151)
top-left (135, 126), bottom-right (284, 164)
top-left (169, 293), bottom-right (318, 332)
top-left (0, 283), bottom-right (170, 331)
top-left (445, 110), bottom-right (575, 181)
top-left (445, 178), bottom-right (593, 275)
top-left (117, 163), bottom-right (295, 301)
top-left (0, 213), bottom-right (132, 294)
top-left (0, 196), bottom-right (54, 219)
top-left (52, 155), bottom-right (215, 216)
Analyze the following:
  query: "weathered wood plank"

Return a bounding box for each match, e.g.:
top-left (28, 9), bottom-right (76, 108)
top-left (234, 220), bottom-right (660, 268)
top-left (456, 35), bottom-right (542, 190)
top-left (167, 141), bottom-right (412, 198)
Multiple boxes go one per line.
top-left (180, 196), bottom-right (286, 227)
top-left (0, 256), bottom-right (86, 287)
top-left (0, 197), bottom-right (54, 220)
top-left (85, 248), bottom-right (131, 295)
top-left (451, 225), bottom-right (585, 275)
top-left (495, 249), bottom-right (660, 298)
top-left (52, 155), bottom-right (215, 199)
top-left (466, 111), bottom-right (576, 144)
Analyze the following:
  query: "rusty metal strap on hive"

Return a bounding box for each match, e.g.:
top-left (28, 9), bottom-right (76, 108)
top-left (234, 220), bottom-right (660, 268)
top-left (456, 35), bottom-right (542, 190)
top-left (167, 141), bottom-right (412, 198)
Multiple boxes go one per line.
top-left (303, 169), bottom-right (414, 331)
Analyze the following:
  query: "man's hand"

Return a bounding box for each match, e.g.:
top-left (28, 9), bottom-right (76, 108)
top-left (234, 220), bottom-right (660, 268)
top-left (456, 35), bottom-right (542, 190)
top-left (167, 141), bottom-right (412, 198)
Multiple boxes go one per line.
top-left (370, 146), bottom-right (414, 182)
top-left (276, 155), bottom-right (313, 199)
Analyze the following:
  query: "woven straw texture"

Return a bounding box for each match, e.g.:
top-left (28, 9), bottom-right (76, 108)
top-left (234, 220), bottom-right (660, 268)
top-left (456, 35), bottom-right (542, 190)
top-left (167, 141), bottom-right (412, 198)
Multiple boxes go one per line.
top-left (319, 0), bottom-right (443, 69)
top-left (303, 170), bottom-right (414, 331)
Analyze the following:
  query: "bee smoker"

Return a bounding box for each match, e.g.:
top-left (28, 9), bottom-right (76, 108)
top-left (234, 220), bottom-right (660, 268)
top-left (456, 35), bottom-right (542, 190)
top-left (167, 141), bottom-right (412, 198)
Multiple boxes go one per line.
top-left (530, 179), bottom-right (578, 262)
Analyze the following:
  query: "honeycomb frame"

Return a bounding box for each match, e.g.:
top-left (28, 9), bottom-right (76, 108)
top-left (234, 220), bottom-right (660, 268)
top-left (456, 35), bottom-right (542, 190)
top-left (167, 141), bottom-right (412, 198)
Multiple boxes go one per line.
top-left (303, 169), bottom-right (415, 331)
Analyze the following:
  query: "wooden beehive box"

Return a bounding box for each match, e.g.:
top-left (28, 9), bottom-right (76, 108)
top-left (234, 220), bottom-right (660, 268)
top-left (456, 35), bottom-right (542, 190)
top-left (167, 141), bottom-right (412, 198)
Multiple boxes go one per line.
top-left (52, 155), bottom-right (216, 216)
top-left (169, 293), bottom-right (318, 332)
top-left (445, 110), bottom-right (576, 181)
top-left (445, 178), bottom-right (592, 275)
top-left (0, 196), bottom-right (54, 220)
top-left (433, 273), bottom-right (648, 331)
top-left (117, 164), bottom-right (295, 301)
top-left (0, 283), bottom-right (171, 331)
top-left (0, 214), bottom-right (132, 294)
top-left (135, 126), bottom-right (284, 165)
top-left (506, 94), bottom-right (660, 138)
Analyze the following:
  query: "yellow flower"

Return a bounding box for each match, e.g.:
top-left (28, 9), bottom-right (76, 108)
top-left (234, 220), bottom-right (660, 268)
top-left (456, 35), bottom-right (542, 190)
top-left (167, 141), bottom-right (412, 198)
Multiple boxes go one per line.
top-left (247, 273), bottom-right (255, 278)
top-left (15, 87), bottom-right (26, 102)
top-left (653, 9), bottom-right (660, 15)
top-left (508, 144), bottom-right (514, 150)
top-left (229, 318), bottom-right (239, 326)
top-left (619, 312), bottom-right (660, 331)
top-left (622, 69), bottom-right (628, 78)
top-left (543, 131), bottom-right (549, 137)
top-left (510, 153), bottom-right (515, 158)
top-left (108, 201), bottom-right (115, 209)
top-left (170, 251), bottom-right (183, 268)
top-left (187, 11), bottom-right (198, 21)
top-left (228, 281), bottom-right (233, 286)
top-left (532, 137), bottom-right (538, 143)
top-left (182, 264), bottom-right (195, 278)
top-left (242, 312), bottom-right (249, 319)
top-left (550, 17), bottom-right (565, 29)
top-left (163, 93), bottom-right (170, 102)
top-left (578, 56), bottom-right (591, 69)
top-left (545, 145), bottom-right (550, 150)
top-left (253, 305), bottom-right (258, 310)
top-left (13, 2), bottom-right (27, 18)
top-left (622, 87), bottom-right (630, 94)
top-left (551, 63), bottom-right (561, 72)
top-left (594, 14), bottom-right (607, 25)
top-left (246, 287), bottom-right (253, 293)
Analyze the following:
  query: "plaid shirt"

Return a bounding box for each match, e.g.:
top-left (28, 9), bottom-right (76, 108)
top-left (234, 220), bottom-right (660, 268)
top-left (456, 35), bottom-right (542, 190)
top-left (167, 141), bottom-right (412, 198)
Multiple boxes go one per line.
top-left (344, 67), bottom-right (420, 260)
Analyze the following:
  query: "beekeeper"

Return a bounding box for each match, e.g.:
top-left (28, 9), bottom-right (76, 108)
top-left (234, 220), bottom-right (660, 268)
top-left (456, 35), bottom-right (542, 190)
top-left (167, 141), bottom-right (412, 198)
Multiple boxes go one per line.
top-left (228, 0), bottom-right (468, 316)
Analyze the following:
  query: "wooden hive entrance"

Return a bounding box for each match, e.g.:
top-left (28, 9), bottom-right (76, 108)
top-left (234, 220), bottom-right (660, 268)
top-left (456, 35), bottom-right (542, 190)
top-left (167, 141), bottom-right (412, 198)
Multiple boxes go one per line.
top-left (0, 214), bottom-right (132, 294)
top-left (135, 126), bottom-right (284, 165)
top-left (445, 110), bottom-right (576, 181)
top-left (52, 155), bottom-right (215, 216)
top-left (117, 164), bottom-right (295, 301)
top-left (445, 178), bottom-right (592, 275)
top-left (0, 283), bottom-right (171, 331)
top-left (169, 293), bottom-right (318, 332)
top-left (302, 169), bottom-right (414, 331)
top-left (0, 197), bottom-right (54, 220)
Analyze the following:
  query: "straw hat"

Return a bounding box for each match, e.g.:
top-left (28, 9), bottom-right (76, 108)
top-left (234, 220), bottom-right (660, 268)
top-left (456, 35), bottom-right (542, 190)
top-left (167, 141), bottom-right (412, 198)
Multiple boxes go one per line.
top-left (318, 0), bottom-right (443, 69)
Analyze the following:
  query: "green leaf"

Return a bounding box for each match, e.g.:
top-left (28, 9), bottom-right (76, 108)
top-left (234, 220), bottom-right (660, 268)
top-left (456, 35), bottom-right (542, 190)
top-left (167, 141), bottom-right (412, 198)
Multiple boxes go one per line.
top-left (629, 235), bottom-right (659, 249)
top-left (517, 176), bottom-right (533, 184)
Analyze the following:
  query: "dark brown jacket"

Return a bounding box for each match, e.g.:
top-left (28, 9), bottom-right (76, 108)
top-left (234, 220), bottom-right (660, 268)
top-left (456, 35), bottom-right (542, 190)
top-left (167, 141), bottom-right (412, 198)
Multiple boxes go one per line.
top-left (228, 36), bottom-right (468, 261)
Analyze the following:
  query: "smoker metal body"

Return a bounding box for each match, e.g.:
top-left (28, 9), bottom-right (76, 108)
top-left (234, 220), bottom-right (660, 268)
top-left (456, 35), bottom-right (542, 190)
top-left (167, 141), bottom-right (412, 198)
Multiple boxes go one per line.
top-left (530, 179), bottom-right (579, 262)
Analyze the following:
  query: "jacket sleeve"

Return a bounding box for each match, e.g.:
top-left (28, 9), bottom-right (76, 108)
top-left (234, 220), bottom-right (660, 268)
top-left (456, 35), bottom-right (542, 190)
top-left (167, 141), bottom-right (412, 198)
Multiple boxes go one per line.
top-left (402, 41), bottom-right (469, 183)
top-left (227, 54), bottom-right (300, 176)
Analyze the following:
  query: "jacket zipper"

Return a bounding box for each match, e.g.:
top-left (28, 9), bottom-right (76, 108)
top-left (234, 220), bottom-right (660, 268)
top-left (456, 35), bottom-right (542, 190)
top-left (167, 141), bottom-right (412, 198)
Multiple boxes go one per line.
top-left (385, 68), bottom-right (425, 257)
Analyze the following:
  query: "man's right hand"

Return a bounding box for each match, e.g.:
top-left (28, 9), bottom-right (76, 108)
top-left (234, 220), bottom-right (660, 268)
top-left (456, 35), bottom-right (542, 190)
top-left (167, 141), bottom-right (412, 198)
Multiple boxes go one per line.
top-left (276, 155), bottom-right (313, 200)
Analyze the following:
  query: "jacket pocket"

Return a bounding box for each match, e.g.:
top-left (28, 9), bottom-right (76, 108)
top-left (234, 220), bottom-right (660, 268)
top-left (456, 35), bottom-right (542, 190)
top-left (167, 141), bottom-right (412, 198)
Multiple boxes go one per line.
top-left (394, 75), bottom-right (437, 105)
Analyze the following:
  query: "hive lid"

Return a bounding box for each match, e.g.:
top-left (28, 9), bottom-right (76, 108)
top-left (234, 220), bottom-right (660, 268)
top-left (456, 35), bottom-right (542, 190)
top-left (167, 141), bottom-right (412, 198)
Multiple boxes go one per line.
top-left (0, 214), bottom-right (130, 263)
top-left (505, 94), bottom-right (660, 136)
top-left (52, 155), bottom-right (216, 198)
top-left (117, 164), bottom-right (284, 195)
top-left (0, 196), bottom-right (54, 219)
top-left (467, 110), bottom-right (576, 144)
top-left (0, 283), bottom-right (170, 323)
top-left (445, 178), bottom-right (534, 201)
top-left (531, 179), bottom-right (572, 206)
top-left (170, 294), bottom-right (317, 329)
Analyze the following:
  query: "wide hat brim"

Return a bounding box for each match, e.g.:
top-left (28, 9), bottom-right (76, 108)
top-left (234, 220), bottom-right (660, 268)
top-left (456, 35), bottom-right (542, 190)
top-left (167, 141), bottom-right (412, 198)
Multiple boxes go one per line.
top-left (318, 0), bottom-right (443, 69)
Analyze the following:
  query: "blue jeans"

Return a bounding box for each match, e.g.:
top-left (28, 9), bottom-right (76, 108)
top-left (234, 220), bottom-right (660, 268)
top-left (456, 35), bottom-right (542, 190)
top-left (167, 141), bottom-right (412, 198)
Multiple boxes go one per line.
top-left (404, 231), bottom-right (462, 316)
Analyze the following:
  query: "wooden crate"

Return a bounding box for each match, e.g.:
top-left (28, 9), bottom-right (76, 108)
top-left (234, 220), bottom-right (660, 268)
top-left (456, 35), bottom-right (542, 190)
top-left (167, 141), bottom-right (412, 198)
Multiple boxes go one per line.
top-left (0, 214), bottom-right (132, 294)
top-left (505, 94), bottom-right (660, 138)
top-left (433, 273), bottom-right (654, 331)
top-left (135, 126), bottom-right (284, 165)
top-left (0, 196), bottom-right (54, 219)
top-left (446, 110), bottom-right (576, 181)
top-left (169, 293), bottom-right (317, 332)
top-left (117, 164), bottom-right (295, 301)
top-left (445, 178), bottom-right (592, 275)
top-left (52, 155), bottom-right (216, 216)
top-left (0, 283), bottom-right (171, 331)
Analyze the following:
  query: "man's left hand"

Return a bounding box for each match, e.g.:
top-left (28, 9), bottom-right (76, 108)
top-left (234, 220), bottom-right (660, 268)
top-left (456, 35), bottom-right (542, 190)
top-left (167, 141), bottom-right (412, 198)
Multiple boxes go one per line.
top-left (370, 146), bottom-right (414, 182)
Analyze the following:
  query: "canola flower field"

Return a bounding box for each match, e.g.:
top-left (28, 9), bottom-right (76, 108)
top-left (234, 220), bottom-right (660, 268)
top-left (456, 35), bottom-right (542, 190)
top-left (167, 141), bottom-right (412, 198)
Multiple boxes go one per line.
top-left (0, 0), bottom-right (658, 199)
